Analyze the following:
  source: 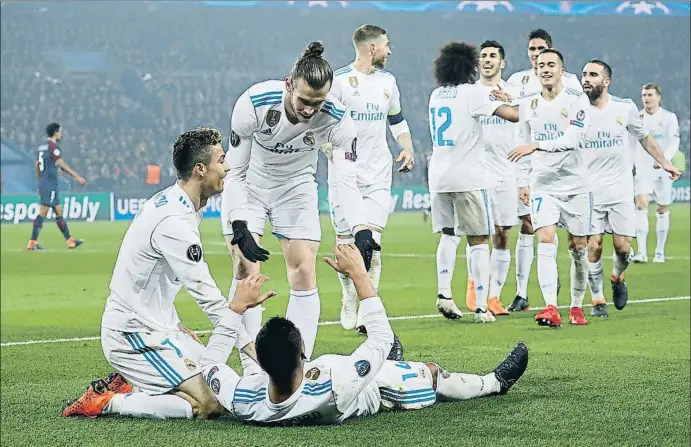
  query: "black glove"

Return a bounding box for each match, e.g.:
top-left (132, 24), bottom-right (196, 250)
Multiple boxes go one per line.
top-left (230, 220), bottom-right (269, 263)
top-left (354, 229), bottom-right (381, 271)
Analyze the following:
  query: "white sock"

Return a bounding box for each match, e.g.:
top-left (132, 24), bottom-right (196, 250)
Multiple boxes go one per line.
top-left (469, 244), bottom-right (490, 311)
top-left (588, 259), bottom-right (604, 301)
top-left (537, 243), bottom-right (558, 307)
top-left (286, 288), bottom-right (320, 360)
top-left (636, 209), bottom-right (649, 256)
top-left (105, 393), bottom-right (193, 419)
top-left (489, 248), bottom-right (511, 299)
top-left (569, 248), bottom-right (588, 308)
top-left (229, 278), bottom-right (262, 376)
top-left (655, 211), bottom-right (670, 256)
top-left (515, 233), bottom-right (534, 298)
top-left (465, 243), bottom-right (473, 279)
top-left (612, 251), bottom-right (630, 279)
top-left (369, 231), bottom-right (383, 291)
top-left (436, 234), bottom-right (460, 297)
top-left (336, 237), bottom-right (357, 305)
top-left (436, 370), bottom-right (500, 401)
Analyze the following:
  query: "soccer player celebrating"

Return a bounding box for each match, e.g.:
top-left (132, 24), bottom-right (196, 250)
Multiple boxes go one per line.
top-left (505, 29), bottom-right (582, 313)
top-left (507, 49), bottom-right (593, 327)
top-left (63, 127), bottom-right (257, 420)
top-left (221, 42), bottom-right (379, 359)
top-left (579, 63), bottom-right (679, 317)
top-left (428, 42), bottom-right (518, 323)
top-left (328, 25), bottom-right (415, 331)
top-left (632, 83), bottom-right (681, 264)
top-left (27, 123), bottom-right (86, 250)
top-left (198, 244), bottom-right (528, 426)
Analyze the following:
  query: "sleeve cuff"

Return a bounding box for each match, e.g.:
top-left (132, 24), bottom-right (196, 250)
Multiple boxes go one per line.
top-left (358, 296), bottom-right (384, 315)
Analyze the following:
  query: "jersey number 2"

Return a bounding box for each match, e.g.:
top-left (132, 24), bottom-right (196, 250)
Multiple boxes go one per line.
top-left (430, 107), bottom-right (453, 147)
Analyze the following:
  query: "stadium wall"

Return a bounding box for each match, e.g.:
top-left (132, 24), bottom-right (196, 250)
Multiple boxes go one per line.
top-left (3, 182), bottom-right (688, 224)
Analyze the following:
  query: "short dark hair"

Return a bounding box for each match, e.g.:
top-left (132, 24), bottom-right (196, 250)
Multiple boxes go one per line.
top-left (46, 123), bottom-right (61, 137)
top-left (434, 42), bottom-right (479, 87)
top-left (480, 40), bottom-right (505, 60)
top-left (353, 24), bottom-right (387, 45)
top-left (172, 127), bottom-right (222, 181)
top-left (255, 317), bottom-right (303, 391)
top-left (528, 28), bottom-right (553, 47)
top-left (587, 59), bottom-right (612, 79)
top-left (289, 41), bottom-right (333, 90)
top-left (643, 83), bottom-right (662, 95)
top-left (538, 48), bottom-right (564, 65)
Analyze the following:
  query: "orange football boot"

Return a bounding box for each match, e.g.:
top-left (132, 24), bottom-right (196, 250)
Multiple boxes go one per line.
top-left (104, 372), bottom-right (134, 394)
top-left (488, 297), bottom-right (510, 316)
top-left (62, 379), bottom-right (114, 418)
top-left (569, 307), bottom-right (589, 326)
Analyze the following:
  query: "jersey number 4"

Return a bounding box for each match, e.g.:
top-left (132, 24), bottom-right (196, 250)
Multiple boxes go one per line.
top-left (430, 107), bottom-right (453, 147)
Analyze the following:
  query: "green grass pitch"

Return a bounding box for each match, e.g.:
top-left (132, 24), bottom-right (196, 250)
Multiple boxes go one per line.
top-left (1, 205), bottom-right (689, 446)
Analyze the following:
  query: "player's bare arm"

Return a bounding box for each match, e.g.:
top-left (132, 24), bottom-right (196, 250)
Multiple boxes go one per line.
top-left (56, 158), bottom-right (86, 185)
top-left (640, 134), bottom-right (681, 180)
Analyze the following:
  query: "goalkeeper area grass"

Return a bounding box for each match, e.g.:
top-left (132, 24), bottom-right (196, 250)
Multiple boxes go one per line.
top-left (2, 205), bottom-right (689, 447)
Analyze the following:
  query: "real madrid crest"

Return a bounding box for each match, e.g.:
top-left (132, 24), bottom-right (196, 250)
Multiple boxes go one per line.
top-left (184, 358), bottom-right (197, 370)
top-left (384, 89), bottom-right (390, 99)
top-left (303, 131), bottom-right (315, 146)
top-left (530, 98), bottom-right (538, 110)
top-left (560, 108), bottom-right (568, 119)
top-left (616, 116), bottom-right (623, 126)
top-left (348, 76), bottom-right (358, 89)
top-left (265, 110), bottom-right (281, 127)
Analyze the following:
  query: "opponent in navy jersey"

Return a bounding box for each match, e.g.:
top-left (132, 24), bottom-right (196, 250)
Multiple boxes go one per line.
top-left (27, 123), bottom-right (86, 251)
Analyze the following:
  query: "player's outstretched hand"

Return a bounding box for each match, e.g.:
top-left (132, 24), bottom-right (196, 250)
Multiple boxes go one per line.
top-left (323, 244), bottom-right (368, 277)
top-left (519, 186), bottom-right (530, 206)
top-left (178, 323), bottom-right (203, 344)
top-left (230, 274), bottom-right (277, 314)
top-left (508, 144), bottom-right (539, 162)
top-left (353, 229), bottom-right (381, 271)
top-left (490, 84), bottom-right (513, 103)
top-left (230, 220), bottom-right (270, 262)
top-left (76, 176), bottom-right (86, 186)
top-left (396, 149), bottom-right (414, 172)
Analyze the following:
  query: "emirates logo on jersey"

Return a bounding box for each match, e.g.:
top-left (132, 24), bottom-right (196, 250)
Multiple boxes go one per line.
top-left (348, 76), bottom-right (358, 88)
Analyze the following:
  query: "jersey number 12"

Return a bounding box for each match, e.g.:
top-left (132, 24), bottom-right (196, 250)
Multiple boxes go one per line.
top-left (430, 107), bottom-right (453, 147)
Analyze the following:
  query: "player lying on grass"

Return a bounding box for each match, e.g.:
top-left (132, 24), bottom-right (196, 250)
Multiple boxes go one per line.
top-left (197, 244), bottom-right (528, 426)
top-left (63, 127), bottom-right (259, 420)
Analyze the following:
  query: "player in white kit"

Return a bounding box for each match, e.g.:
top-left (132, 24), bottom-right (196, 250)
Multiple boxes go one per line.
top-left (507, 49), bottom-right (592, 327)
top-left (220, 42), bottom-right (379, 364)
top-left (64, 128), bottom-right (256, 420)
top-left (200, 244), bottom-right (529, 425)
top-left (632, 83), bottom-right (681, 264)
top-left (554, 61), bottom-right (678, 318)
top-left (428, 42), bottom-right (518, 323)
top-left (505, 29), bottom-right (582, 313)
top-left (329, 25), bottom-right (415, 331)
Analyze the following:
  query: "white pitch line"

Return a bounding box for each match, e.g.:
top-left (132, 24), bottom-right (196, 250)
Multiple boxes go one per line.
top-left (1, 296), bottom-right (688, 347)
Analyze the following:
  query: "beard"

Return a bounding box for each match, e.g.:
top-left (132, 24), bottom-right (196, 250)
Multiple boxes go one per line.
top-left (585, 84), bottom-right (604, 101)
top-left (373, 56), bottom-right (387, 69)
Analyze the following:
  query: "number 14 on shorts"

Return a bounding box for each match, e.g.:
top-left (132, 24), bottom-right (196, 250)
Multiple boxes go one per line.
top-left (395, 361), bottom-right (418, 381)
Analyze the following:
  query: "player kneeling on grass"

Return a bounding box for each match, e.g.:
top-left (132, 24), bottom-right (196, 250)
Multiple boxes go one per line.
top-left (197, 244), bottom-right (528, 426)
top-left (63, 127), bottom-right (260, 420)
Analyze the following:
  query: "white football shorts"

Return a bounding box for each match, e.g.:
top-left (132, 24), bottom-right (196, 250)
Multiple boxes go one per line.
top-left (375, 360), bottom-right (436, 411)
top-left (491, 179), bottom-right (519, 227)
top-left (330, 183), bottom-right (391, 236)
top-left (590, 199), bottom-right (636, 237)
top-left (634, 170), bottom-right (673, 206)
top-left (101, 327), bottom-right (205, 394)
top-left (221, 180), bottom-right (321, 242)
top-left (530, 191), bottom-right (593, 237)
top-left (431, 190), bottom-right (494, 236)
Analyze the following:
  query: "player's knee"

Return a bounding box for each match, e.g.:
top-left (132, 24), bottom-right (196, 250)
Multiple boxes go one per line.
top-left (656, 205), bottom-right (668, 214)
top-left (467, 235), bottom-right (489, 246)
top-left (569, 237), bottom-right (587, 251)
top-left (192, 397), bottom-right (224, 420)
top-left (520, 216), bottom-right (534, 234)
top-left (286, 262), bottom-right (316, 289)
top-left (588, 237), bottom-right (603, 260)
top-left (613, 238), bottom-right (631, 257)
top-left (441, 227), bottom-right (455, 236)
top-left (493, 227), bottom-right (510, 249)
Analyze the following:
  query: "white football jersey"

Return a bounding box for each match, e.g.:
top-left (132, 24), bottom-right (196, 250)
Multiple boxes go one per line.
top-left (427, 84), bottom-right (505, 193)
top-left (224, 80), bottom-right (366, 231)
top-left (635, 107), bottom-right (680, 176)
top-left (102, 183), bottom-right (229, 333)
top-left (516, 87), bottom-right (591, 195)
top-left (507, 68), bottom-right (583, 99)
top-left (330, 65), bottom-right (403, 187)
top-left (581, 95), bottom-right (649, 204)
top-left (200, 297), bottom-right (394, 426)
top-left (475, 80), bottom-right (520, 182)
